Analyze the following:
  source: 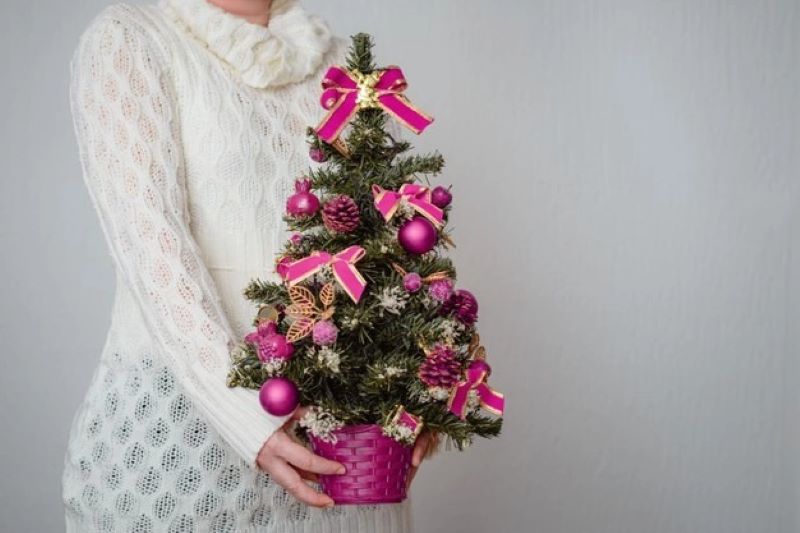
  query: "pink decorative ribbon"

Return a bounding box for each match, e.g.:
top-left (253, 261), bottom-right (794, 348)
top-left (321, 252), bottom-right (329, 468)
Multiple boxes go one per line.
top-left (448, 360), bottom-right (505, 420)
top-left (316, 66), bottom-right (434, 143)
top-left (372, 183), bottom-right (444, 227)
top-left (283, 246), bottom-right (367, 303)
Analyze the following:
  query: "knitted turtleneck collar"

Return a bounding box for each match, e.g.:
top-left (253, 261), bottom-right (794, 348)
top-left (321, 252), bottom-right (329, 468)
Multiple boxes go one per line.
top-left (161, 0), bottom-right (333, 88)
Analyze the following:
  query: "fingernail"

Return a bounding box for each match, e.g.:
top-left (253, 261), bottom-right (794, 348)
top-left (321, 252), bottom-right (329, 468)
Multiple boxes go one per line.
top-left (337, 466), bottom-right (346, 474)
top-left (326, 501), bottom-right (335, 509)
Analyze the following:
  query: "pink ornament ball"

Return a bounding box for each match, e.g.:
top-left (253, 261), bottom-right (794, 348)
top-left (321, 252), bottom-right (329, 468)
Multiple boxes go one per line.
top-left (309, 147), bottom-right (328, 163)
top-left (431, 186), bottom-right (452, 208)
top-left (397, 216), bottom-right (438, 255)
top-left (259, 377), bottom-right (299, 416)
top-left (286, 178), bottom-right (320, 218)
top-left (403, 272), bottom-right (423, 293)
top-left (312, 320), bottom-right (338, 346)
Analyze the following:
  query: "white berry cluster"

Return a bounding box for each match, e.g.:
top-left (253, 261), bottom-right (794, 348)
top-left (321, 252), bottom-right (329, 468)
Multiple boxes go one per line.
top-left (377, 285), bottom-right (409, 316)
top-left (306, 346), bottom-right (341, 374)
top-left (298, 407), bottom-right (344, 443)
top-left (382, 421), bottom-right (417, 446)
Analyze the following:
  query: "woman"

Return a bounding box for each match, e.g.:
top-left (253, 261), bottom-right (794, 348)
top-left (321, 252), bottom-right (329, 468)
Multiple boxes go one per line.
top-left (62, 0), bottom-right (429, 531)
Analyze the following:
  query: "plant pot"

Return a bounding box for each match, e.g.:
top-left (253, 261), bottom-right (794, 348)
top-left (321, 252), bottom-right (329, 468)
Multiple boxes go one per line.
top-left (308, 423), bottom-right (412, 504)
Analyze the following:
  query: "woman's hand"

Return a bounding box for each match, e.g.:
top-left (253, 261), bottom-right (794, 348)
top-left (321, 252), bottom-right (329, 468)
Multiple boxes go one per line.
top-left (256, 407), bottom-right (345, 508)
top-left (407, 430), bottom-right (439, 490)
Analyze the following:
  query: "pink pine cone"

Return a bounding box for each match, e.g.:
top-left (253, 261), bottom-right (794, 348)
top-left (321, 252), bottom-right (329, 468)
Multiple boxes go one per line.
top-left (441, 289), bottom-right (479, 326)
top-left (322, 195), bottom-right (360, 233)
top-left (418, 345), bottom-right (461, 388)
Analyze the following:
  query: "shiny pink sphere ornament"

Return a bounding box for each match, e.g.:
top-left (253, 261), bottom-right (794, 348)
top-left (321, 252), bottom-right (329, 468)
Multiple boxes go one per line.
top-left (309, 147), bottom-right (328, 163)
top-left (259, 377), bottom-right (299, 416)
top-left (430, 186), bottom-right (452, 208)
top-left (286, 178), bottom-right (320, 218)
top-left (397, 216), bottom-right (438, 255)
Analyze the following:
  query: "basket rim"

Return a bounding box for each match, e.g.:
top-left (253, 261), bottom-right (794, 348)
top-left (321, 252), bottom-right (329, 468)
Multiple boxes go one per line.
top-left (312, 423), bottom-right (384, 436)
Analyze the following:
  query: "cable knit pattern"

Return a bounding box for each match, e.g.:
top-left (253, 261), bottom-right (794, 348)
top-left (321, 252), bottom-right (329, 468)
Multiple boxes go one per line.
top-left (62, 1), bottom-right (411, 531)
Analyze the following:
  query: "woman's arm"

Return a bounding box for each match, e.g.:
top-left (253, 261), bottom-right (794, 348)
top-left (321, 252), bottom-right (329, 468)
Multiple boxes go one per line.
top-left (70, 8), bottom-right (286, 467)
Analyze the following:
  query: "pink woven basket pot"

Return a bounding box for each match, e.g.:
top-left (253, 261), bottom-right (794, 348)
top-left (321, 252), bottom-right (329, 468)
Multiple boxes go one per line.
top-left (308, 423), bottom-right (412, 504)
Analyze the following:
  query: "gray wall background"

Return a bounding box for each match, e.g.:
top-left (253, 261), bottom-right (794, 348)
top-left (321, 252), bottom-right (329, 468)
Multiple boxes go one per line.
top-left (1, 1), bottom-right (798, 532)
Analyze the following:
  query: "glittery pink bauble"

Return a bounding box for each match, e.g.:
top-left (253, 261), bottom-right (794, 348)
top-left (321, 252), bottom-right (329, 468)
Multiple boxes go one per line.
top-left (428, 278), bottom-right (454, 302)
top-left (286, 179), bottom-right (320, 217)
top-left (397, 216), bottom-right (437, 255)
top-left (312, 320), bottom-right (338, 346)
top-left (259, 333), bottom-right (295, 362)
top-left (259, 377), bottom-right (299, 416)
top-left (430, 186), bottom-right (452, 208)
top-left (403, 272), bottom-right (422, 293)
top-left (309, 147), bottom-right (328, 163)
top-left (289, 233), bottom-right (304, 246)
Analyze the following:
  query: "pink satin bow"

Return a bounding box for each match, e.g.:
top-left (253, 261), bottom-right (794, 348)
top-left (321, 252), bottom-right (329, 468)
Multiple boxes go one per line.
top-left (316, 66), bottom-right (434, 143)
top-left (372, 183), bottom-right (444, 227)
top-left (448, 359), bottom-right (505, 420)
top-left (283, 246), bottom-right (367, 303)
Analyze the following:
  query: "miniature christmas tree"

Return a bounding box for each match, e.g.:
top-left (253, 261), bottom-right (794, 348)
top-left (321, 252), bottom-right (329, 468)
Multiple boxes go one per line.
top-left (228, 33), bottom-right (504, 503)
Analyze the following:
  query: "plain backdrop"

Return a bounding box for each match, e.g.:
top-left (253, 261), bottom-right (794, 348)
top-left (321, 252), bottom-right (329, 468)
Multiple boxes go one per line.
top-left (1, 1), bottom-right (799, 532)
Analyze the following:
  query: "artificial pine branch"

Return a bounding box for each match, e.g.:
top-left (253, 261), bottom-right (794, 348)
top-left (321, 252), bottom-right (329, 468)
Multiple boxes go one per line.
top-left (383, 153), bottom-right (446, 185)
top-left (348, 33), bottom-right (377, 73)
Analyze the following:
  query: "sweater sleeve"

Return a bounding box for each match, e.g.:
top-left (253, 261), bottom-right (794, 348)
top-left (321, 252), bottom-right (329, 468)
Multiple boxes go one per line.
top-left (70, 8), bottom-right (290, 467)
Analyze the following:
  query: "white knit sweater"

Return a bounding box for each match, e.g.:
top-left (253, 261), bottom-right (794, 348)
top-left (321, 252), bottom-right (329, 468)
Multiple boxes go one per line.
top-left (62, 1), bottom-right (411, 531)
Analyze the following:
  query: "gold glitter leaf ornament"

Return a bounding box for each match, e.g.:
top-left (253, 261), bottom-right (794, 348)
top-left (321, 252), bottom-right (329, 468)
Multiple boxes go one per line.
top-left (285, 283), bottom-right (337, 343)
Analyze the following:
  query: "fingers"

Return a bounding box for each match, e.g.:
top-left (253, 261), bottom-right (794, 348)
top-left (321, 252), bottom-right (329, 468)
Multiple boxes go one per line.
top-left (406, 465), bottom-right (418, 490)
top-left (407, 432), bottom-right (430, 491)
top-left (266, 456), bottom-right (334, 508)
top-left (289, 406), bottom-right (309, 422)
top-left (296, 468), bottom-right (320, 483)
top-left (273, 432), bottom-right (346, 475)
top-left (258, 426), bottom-right (344, 508)
top-left (412, 431), bottom-right (431, 467)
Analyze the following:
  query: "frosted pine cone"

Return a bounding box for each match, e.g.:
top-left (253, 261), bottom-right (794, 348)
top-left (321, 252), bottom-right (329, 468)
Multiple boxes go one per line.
top-left (322, 195), bottom-right (360, 233)
top-left (418, 345), bottom-right (461, 388)
top-left (441, 289), bottom-right (479, 326)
